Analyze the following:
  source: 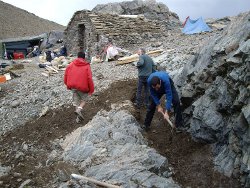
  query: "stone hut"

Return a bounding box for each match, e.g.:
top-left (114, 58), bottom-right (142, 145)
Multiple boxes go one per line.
top-left (64, 10), bottom-right (164, 58)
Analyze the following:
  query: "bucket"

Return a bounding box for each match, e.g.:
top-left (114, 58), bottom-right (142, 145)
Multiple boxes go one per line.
top-left (0, 75), bottom-right (6, 83)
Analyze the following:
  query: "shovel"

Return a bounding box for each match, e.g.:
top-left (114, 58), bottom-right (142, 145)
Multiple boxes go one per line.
top-left (160, 111), bottom-right (175, 129)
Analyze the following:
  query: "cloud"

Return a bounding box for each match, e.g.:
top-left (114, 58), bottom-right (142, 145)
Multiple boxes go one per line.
top-left (160, 0), bottom-right (250, 20)
top-left (2, 0), bottom-right (125, 25)
top-left (2, 0), bottom-right (250, 25)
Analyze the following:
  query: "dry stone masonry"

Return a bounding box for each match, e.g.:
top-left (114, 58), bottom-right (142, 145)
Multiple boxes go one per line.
top-left (64, 10), bottom-right (164, 58)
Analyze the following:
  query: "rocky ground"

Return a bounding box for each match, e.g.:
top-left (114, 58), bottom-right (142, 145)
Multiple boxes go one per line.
top-left (0, 22), bottom-right (245, 187)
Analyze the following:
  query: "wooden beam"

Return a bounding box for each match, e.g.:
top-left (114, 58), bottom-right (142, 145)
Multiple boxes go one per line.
top-left (116, 54), bottom-right (139, 65)
top-left (45, 65), bottom-right (58, 73)
top-left (116, 49), bottom-right (163, 65)
top-left (71, 174), bottom-right (120, 188)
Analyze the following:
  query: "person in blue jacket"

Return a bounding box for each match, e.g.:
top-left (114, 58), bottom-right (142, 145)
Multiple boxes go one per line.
top-left (143, 71), bottom-right (183, 131)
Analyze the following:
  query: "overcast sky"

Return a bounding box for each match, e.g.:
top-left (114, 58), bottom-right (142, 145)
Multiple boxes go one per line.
top-left (2, 0), bottom-right (250, 26)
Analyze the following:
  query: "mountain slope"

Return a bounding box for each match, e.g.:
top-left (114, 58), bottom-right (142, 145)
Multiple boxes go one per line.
top-left (0, 0), bottom-right (65, 40)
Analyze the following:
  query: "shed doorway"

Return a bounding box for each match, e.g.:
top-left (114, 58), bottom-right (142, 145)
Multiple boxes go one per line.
top-left (78, 24), bottom-right (86, 51)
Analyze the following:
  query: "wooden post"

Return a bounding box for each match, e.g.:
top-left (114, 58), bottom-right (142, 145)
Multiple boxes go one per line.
top-left (71, 174), bottom-right (121, 188)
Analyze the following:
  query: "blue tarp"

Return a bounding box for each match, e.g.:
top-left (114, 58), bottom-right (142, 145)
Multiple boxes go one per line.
top-left (182, 17), bottom-right (211, 34)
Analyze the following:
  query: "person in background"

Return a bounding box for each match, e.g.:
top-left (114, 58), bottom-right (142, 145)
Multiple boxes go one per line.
top-left (32, 46), bottom-right (40, 57)
top-left (134, 48), bottom-right (156, 109)
top-left (59, 45), bottom-right (67, 56)
top-left (64, 52), bottom-right (94, 123)
top-left (105, 42), bottom-right (127, 61)
top-left (143, 71), bottom-right (183, 132)
top-left (99, 42), bottom-right (112, 62)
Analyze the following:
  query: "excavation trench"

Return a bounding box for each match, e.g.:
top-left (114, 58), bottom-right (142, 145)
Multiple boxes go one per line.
top-left (0, 79), bottom-right (240, 187)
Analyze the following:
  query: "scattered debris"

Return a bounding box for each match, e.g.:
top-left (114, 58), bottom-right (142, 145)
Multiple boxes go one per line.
top-left (0, 75), bottom-right (6, 83)
top-left (38, 53), bottom-right (72, 77)
top-left (4, 73), bottom-right (11, 81)
top-left (19, 179), bottom-right (32, 188)
top-left (39, 106), bottom-right (49, 118)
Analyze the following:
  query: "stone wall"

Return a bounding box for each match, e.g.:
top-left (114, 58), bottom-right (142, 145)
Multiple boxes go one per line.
top-left (64, 10), bottom-right (164, 58)
top-left (64, 11), bottom-right (98, 58)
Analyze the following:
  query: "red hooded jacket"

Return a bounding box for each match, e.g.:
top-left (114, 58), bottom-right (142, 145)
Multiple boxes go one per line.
top-left (64, 58), bottom-right (94, 95)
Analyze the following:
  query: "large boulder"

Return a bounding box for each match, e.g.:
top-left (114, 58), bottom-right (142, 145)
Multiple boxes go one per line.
top-left (92, 0), bottom-right (181, 28)
top-left (60, 108), bottom-right (179, 187)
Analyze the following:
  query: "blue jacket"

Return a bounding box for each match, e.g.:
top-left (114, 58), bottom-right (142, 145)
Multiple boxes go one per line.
top-left (147, 71), bottom-right (172, 111)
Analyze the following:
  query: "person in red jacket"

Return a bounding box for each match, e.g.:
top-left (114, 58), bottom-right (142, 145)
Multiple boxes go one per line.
top-left (64, 51), bottom-right (94, 123)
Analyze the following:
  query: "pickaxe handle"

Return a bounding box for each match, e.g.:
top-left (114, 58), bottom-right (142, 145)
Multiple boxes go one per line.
top-left (160, 111), bottom-right (175, 128)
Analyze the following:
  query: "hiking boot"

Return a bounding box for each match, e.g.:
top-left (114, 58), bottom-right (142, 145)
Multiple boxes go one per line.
top-left (143, 103), bottom-right (149, 109)
top-left (175, 129), bottom-right (182, 134)
top-left (133, 102), bottom-right (140, 109)
top-left (142, 125), bottom-right (150, 132)
top-left (75, 108), bottom-right (84, 120)
top-left (174, 126), bottom-right (183, 133)
top-left (76, 116), bottom-right (81, 124)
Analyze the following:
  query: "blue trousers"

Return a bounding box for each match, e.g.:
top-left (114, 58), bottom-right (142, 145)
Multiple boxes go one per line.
top-left (136, 76), bottom-right (149, 107)
top-left (144, 79), bottom-right (183, 128)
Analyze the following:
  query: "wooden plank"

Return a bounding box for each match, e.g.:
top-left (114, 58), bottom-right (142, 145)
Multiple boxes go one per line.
top-left (116, 54), bottom-right (139, 65)
top-left (45, 65), bottom-right (58, 73)
top-left (71, 174), bottom-right (120, 188)
top-left (116, 49), bottom-right (163, 65)
top-left (41, 72), bottom-right (49, 77)
top-left (147, 49), bottom-right (163, 56)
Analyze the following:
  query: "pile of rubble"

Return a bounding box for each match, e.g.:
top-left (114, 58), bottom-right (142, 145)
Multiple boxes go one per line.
top-left (38, 55), bottom-right (72, 77)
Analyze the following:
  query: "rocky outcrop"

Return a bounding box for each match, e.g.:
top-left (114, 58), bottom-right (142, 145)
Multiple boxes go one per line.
top-left (59, 107), bottom-right (179, 187)
top-left (176, 12), bottom-right (250, 186)
top-left (206, 17), bottom-right (232, 31)
top-left (92, 0), bottom-right (181, 28)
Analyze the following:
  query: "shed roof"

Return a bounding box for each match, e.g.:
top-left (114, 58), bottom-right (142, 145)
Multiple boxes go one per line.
top-left (0, 33), bottom-right (47, 43)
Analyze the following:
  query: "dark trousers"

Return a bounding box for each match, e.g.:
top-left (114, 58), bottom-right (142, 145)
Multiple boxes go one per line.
top-left (136, 76), bottom-right (149, 107)
top-left (144, 79), bottom-right (183, 128)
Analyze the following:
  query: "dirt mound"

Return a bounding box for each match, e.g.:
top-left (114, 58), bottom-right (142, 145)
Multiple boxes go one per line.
top-left (0, 1), bottom-right (65, 40)
top-left (0, 80), bottom-right (240, 187)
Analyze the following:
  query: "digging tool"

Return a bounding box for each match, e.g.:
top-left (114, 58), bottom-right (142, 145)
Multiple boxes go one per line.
top-left (159, 111), bottom-right (175, 129)
top-left (71, 174), bottom-right (121, 188)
